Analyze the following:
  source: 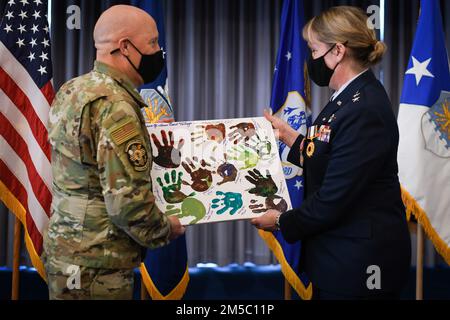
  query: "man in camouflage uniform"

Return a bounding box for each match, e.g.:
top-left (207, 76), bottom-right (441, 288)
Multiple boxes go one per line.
top-left (43, 5), bottom-right (185, 300)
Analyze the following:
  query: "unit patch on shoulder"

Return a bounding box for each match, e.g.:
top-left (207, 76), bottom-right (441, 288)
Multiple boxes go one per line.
top-left (125, 139), bottom-right (149, 171)
top-left (110, 119), bottom-right (139, 146)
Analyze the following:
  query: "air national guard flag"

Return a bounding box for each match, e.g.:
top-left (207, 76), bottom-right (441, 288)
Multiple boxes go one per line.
top-left (397, 0), bottom-right (450, 265)
top-left (132, 0), bottom-right (189, 299)
top-left (258, 0), bottom-right (312, 299)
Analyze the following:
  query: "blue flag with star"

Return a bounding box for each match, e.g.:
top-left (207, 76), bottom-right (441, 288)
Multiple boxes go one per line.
top-left (132, 0), bottom-right (190, 299)
top-left (258, 0), bottom-right (312, 300)
top-left (397, 0), bottom-right (450, 265)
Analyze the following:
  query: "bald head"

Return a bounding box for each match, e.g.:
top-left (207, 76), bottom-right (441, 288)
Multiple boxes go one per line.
top-left (94, 5), bottom-right (156, 53)
top-left (93, 5), bottom-right (161, 87)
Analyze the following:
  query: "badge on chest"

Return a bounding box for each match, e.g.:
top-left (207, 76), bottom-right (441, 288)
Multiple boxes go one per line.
top-left (305, 124), bottom-right (332, 157)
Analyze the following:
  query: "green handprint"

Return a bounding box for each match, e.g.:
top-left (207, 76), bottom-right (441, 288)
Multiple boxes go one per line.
top-left (165, 204), bottom-right (181, 216)
top-left (157, 170), bottom-right (195, 204)
top-left (245, 169), bottom-right (278, 197)
top-left (164, 197), bottom-right (206, 225)
top-left (246, 135), bottom-right (273, 161)
top-left (211, 191), bottom-right (243, 215)
top-left (228, 145), bottom-right (259, 169)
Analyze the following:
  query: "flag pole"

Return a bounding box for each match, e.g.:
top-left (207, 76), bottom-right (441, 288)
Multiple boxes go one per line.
top-left (11, 216), bottom-right (21, 300)
top-left (416, 223), bottom-right (424, 300)
top-left (140, 278), bottom-right (148, 300)
top-left (415, 2), bottom-right (425, 300)
top-left (284, 278), bottom-right (291, 300)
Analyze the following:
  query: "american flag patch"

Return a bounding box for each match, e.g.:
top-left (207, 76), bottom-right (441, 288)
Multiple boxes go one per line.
top-left (110, 120), bottom-right (139, 146)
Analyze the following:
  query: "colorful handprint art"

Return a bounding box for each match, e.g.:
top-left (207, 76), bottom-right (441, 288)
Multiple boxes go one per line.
top-left (146, 117), bottom-right (291, 225)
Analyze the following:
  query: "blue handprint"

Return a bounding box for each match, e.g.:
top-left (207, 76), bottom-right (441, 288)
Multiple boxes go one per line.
top-left (211, 191), bottom-right (243, 215)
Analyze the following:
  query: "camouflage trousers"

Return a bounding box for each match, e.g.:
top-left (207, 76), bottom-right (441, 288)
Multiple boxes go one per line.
top-left (44, 256), bottom-right (134, 300)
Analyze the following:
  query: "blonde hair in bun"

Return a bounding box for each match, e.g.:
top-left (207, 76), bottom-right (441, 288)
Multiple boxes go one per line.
top-left (368, 40), bottom-right (387, 65)
top-left (303, 6), bottom-right (387, 67)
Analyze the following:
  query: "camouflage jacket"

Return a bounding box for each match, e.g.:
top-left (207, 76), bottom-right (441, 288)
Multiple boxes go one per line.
top-left (44, 61), bottom-right (171, 269)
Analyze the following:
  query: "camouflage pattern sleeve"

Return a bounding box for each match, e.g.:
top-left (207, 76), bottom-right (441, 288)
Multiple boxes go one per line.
top-left (97, 100), bottom-right (171, 249)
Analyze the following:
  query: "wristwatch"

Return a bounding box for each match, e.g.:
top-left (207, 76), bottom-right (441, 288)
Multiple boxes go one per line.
top-left (275, 213), bottom-right (282, 231)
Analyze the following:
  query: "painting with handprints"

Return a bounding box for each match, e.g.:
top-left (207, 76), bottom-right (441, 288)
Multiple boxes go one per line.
top-left (146, 117), bottom-right (292, 226)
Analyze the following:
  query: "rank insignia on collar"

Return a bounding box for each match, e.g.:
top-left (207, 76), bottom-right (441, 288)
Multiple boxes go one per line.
top-left (125, 140), bottom-right (149, 171)
top-left (352, 91), bottom-right (361, 102)
top-left (328, 114), bottom-right (336, 123)
top-left (337, 101), bottom-right (342, 106)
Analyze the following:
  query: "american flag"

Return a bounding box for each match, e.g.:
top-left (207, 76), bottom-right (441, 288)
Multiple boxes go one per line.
top-left (0, 0), bottom-right (54, 278)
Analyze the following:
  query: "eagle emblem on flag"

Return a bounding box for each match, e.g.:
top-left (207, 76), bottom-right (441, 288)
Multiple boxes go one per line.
top-left (140, 84), bottom-right (174, 124)
top-left (421, 91), bottom-right (450, 158)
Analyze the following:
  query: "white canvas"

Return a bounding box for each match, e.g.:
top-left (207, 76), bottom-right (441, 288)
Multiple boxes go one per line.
top-left (146, 117), bottom-right (292, 225)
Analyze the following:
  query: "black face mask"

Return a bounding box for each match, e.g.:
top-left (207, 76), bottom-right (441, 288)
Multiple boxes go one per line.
top-left (307, 43), bottom-right (339, 87)
top-left (111, 40), bottom-right (164, 84)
